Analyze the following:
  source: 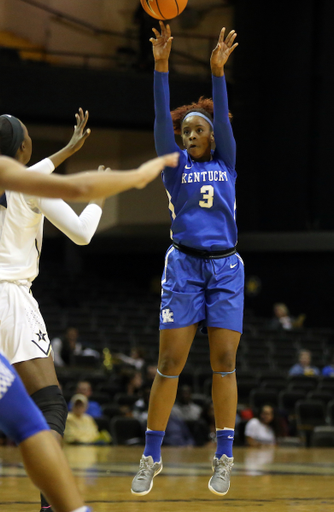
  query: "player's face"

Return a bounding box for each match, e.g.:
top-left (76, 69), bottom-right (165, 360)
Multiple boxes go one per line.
top-left (181, 116), bottom-right (213, 161)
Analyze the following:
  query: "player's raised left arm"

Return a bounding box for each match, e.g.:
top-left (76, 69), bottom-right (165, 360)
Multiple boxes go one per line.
top-left (47, 108), bottom-right (91, 169)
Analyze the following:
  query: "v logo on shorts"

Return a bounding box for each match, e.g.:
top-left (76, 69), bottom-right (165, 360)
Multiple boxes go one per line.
top-left (31, 330), bottom-right (51, 356)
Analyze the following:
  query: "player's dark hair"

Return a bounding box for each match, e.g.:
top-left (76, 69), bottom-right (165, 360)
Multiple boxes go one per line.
top-left (0, 117), bottom-right (15, 156)
top-left (0, 115), bottom-right (24, 158)
top-left (171, 97), bottom-right (233, 135)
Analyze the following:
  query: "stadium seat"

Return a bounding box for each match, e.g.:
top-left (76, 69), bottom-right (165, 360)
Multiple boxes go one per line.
top-left (311, 426), bottom-right (334, 447)
top-left (110, 417), bottom-right (144, 445)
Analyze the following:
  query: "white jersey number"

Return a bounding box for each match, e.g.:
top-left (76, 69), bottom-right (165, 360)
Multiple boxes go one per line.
top-left (199, 185), bottom-right (214, 209)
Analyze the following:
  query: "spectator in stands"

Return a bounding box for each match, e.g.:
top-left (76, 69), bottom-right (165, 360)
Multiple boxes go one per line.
top-left (64, 394), bottom-right (111, 445)
top-left (124, 369), bottom-right (144, 397)
top-left (116, 347), bottom-right (146, 370)
top-left (322, 354), bottom-right (334, 377)
top-left (133, 385), bottom-right (151, 427)
top-left (289, 349), bottom-right (320, 377)
top-left (68, 381), bottom-right (102, 418)
top-left (164, 412), bottom-right (195, 446)
top-left (172, 385), bottom-right (202, 421)
top-left (51, 326), bottom-right (99, 366)
top-left (192, 400), bottom-right (217, 445)
top-left (245, 405), bottom-right (278, 446)
top-left (269, 303), bottom-right (306, 331)
top-left (145, 365), bottom-right (158, 385)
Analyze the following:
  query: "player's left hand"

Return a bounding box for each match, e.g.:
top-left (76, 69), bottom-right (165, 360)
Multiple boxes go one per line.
top-left (67, 108), bottom-right (91, 153)
top-left (210, 28), bottom-right (238, 75)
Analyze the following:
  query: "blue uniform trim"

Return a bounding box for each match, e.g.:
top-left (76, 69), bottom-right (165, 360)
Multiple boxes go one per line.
top-left (157, 369), bottom-right (179, 379)
top-left (0, 353), bottom-right (49, 444)
top-left (213, 369), bottom-right (236, 377)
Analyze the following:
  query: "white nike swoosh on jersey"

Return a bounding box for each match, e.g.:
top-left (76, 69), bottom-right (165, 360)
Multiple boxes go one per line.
top-left (230, 263), bottom-right (238, 268)
top-left (185, 165), bottom-right (192, 169)
top-left (227, 436), bottom-right (234, 439)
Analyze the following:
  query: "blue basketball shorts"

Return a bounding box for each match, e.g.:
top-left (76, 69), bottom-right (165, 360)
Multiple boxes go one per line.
top-left (0, 352), bottom-right (49, 444)
top-left (160, 246), bottom-right (244, 333)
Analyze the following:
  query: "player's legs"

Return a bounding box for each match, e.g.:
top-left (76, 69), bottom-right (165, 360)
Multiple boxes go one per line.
top-left (14, 357), bottom-right (68, 510)
top-left (13, 355), bottom-right (63, 442)
top-left (131, 324), bottom-right (197, 496)
top-left (13, 354), bottom-right (59, 396)
top-left (20, 431), bottom-right (86, 512)
top-left (0, 354), bottom-right (89, 512)
top-left (3, 282), bottom-right (68, 510)
top-left (207, 327), bottom-right (240, 496)
top-left (208, 327), bottom-right (240, 429)
top-left (147, 324), bottom-right (198, 431)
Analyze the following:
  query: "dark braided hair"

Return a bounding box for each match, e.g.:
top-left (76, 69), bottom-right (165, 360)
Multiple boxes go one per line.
top-left (171, 97), bottom-right (233, 135)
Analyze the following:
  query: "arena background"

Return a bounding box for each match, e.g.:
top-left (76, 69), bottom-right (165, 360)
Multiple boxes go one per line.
top-left (1, 0), bottom-right (334, 327)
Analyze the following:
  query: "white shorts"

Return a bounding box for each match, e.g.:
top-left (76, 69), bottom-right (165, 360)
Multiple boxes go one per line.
top-left (0, 281), bottom-right (51, 365)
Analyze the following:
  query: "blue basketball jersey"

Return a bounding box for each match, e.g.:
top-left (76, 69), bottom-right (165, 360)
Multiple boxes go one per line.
top-left (154, 71), bottom-right (237, 251)
top-left (162, 152), bottom-right (237, 251)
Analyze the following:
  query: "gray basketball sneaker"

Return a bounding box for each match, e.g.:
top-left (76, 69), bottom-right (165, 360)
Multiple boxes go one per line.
top-left (208, 454), bottom-right (234, 496)
top-left (131, 455), bottom-right (163, 496)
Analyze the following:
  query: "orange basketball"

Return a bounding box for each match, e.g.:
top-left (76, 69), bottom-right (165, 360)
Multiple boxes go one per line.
top-left (140, 0), bottom-right (188, 20)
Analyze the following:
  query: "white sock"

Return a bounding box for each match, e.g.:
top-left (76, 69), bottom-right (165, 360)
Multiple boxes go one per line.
top-left (216, 428), bottom-right (234, 431)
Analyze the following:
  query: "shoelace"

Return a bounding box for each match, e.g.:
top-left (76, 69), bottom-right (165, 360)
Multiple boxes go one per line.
top-left (137, 458), bottom-right (153, 480)
top-left (215, 459), bottom-right (233, 480)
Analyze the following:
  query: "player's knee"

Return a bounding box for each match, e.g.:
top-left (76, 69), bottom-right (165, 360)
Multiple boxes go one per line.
top-left (31, 385), bottom-right (68, 437)
top-left (211, 350), bottom-right (236, 373)
top-left (158, 355), bottom-right (183, 376)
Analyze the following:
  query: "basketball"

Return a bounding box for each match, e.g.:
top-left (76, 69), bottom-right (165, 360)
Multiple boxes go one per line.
top-left (140, 0), bottom-right (188, 20)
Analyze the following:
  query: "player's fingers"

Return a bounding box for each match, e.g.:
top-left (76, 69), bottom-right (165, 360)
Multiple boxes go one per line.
top-left (78, 107), bottom-right (84, 122)
top-left (229, 32), bottom-right (237, 47)
top-left (152, 28), bottom-right (160, 37)
top-left (159, 20), bottom-right (166, 35)
top-left (225, 30), bottom-right (236, 46)
top-left (166, 24), bottom-right (172, 38)
top-left (229, 42), bottom-right (239, 54)
top-left (81, 110), bottom-right (89, 129)
top-left (218, 27), bottom-right (226, 44)
top-left (163, 152), bottom-right (179, 168)
top-left (98, 165), bottom-right (105, 171)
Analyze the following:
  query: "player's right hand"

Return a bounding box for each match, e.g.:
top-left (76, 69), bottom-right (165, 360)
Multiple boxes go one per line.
top-left (150, 21), bottom-right (173, 62)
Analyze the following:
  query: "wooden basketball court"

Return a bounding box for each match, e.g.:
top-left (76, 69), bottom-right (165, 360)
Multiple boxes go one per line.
top-left (0, 445), bottom-right (333, 511)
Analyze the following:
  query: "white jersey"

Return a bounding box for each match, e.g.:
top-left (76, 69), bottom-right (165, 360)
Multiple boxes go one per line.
top-left (0, 158), bottom-right (102, 282)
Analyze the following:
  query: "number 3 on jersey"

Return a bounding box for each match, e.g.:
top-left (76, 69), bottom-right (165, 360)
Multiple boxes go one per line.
top-left (199, 185), bottom-right (214, 208)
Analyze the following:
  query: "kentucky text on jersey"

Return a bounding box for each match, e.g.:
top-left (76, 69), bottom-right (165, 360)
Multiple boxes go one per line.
top-left (181, 170), bottom-right (228, 183)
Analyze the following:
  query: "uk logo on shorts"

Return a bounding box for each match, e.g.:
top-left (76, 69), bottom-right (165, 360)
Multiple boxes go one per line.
top-left (0, 359), bottom-right (15, 399)
top-left (162, 309), bottom-right (174, 323)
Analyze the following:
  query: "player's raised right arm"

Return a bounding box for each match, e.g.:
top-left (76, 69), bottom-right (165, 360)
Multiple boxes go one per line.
top-left (152, 22), bottom-right (182, 159)
top-left (0, 153), bottom-right (179, 201)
